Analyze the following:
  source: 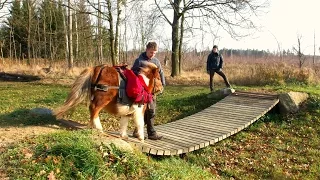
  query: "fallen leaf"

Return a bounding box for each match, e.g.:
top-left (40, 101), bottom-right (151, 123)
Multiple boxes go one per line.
top-left (47, 171), bottom-right (56, 180)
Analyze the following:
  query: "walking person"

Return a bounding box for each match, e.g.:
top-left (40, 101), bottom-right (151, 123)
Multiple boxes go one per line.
top-left (206, 45), bottom-right (231, 92)
top-left (131, 41), bottom-right (165, 140)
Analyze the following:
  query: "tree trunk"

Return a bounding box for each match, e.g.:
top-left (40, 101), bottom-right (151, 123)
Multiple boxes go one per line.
top-left (97, 0), bottom-right (103, 64)
top-left (43, 10), bottom-right (47, 63)
top-left (178, 10), bottom-right (185, 74)
top-left (107, 0), bottom-right (115, 65)
top-left (49, 6), bottom-right (53, 62)
top-left (9, 26), bottom-right (12, 59)
top-left (27, 0), bottom-right (31, 65)
top-left (75, 12), bottom-right (79, 61)
top-left (170, 0), bottom-right (181, 77)
top-left (0, 41), bottom-right (3, 63)
top-left (62, 3), bottom-right (69, 64)
top-left (114, 0), bottom-right (121, 65)
top-left (68, 0), bottom-right (73, 69)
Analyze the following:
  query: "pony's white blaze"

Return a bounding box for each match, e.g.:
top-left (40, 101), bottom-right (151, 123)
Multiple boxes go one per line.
top-left (139, 74), bottom-right (150, 86)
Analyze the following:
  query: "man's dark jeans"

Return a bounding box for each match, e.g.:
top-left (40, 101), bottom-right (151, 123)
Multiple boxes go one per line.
top-left (144, 96), bottom-right (157, 136)
top-left (209, 69), bottom-right (231, 92)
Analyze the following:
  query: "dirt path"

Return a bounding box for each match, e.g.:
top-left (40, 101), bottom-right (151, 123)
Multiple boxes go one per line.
top-left (0, 125), bottom-right (62, 148)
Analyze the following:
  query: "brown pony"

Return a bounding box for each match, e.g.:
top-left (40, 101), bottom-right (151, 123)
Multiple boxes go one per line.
top-left (54, 62), bottom-right (163, 141)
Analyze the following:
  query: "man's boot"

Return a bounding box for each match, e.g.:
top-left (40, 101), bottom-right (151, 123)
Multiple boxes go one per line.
top-left (145, 106), bottom-right (162, 140)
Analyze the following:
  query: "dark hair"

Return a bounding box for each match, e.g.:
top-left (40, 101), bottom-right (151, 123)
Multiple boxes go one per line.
top-left (146, 42), bottom-right (158, 50)
top-left (213, 45), bottom-right (218, 49)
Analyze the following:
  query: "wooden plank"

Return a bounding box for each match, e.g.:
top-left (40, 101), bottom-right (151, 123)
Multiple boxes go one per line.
top-left (157, 128), bottom-right (215, 147)
top-left (162, 118), bottom-right (245, 133)
top-left (155, 125), bottom-right (224, 144)
top-left (158, 120), bottom-right (232, 135)
top-left (158, 120), bottom-right (239, 137)
top-left (178, 112), bottom-right (254, 123)
top-left (160, 124), bottom-right (229, 141)
top-left (219, 98), bottom-right (277, 105)
top-left (200, 108), bottom-right (261, 117)
top-left (179, 120), bottom-right (243, 134)
top-left (222, 95), bottom-right (277, 102)
top-left (210, 103), bottom-right (270, 111)
top-left (149, 148), bottom-right (158, 155)
top-left (190, 115), bottom-right (254, 126)
top-left (141, 139), bottom-right (189, 153)
top-left (156, 126), bottom-right (225, 145)
top-left (213, 101), bottom-right (276, 110)
top-left (231, 91), bottom-right (278, 99)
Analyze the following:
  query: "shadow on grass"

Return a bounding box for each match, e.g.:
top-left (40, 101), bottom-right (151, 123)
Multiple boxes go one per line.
top-left (0, 72), bottom-right (41, 82)
top-left (159, 91), bottom-right (224, 123)
top-left (0, 108), bottom-right (58, 127)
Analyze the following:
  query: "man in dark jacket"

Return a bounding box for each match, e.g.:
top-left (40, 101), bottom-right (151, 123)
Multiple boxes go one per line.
top-left (131, 41), bottom-right (165, 140)
top-left (207, 45), bottom-right (231, 92)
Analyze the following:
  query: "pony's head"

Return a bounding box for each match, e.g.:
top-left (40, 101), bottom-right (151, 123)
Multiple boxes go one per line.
top-left (139, 61), bottom-right (163, 94)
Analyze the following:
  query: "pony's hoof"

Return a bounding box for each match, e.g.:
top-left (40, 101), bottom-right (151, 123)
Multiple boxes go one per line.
top-left (138, 136), bottom-right (145, 142)
top-left (120, 134), bottom-right (128, 140)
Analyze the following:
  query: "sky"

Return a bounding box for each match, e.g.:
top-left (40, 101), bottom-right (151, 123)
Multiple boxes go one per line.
top-left (210, 0), bottom-right (320, 55)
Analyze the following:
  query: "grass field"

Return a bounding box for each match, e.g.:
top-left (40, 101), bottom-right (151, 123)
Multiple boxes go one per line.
top-left (0, 80), bottom-right (319, 179)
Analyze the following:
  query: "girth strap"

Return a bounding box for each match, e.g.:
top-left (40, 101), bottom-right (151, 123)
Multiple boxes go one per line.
top-left (93, 84), bottom-right (119, 92)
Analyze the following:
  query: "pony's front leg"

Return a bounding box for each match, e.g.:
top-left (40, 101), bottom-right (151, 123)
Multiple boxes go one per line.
top-left (119, 116), bottom-right (130, 139)
top-left (133, 104), bottom-right (145, 142)
top-left (89, 104), bottom-right (103, 131)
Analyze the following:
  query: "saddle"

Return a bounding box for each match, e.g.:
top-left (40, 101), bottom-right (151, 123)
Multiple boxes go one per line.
top-left (116, 65), bottom-right (153, 105)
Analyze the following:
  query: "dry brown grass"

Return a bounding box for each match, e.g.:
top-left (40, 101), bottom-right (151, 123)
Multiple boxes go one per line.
top-left (1, 55), bottom-right (319, 86)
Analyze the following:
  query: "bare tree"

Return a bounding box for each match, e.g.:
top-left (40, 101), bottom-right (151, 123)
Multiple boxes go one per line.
top-left (105, 0), bottom-right (124, 65)
top-left (67, 0), bottom-right (73, 69)
top-left (97, 0), bottom-right (103, 63)
top-left (154, 0), bottom-right (268, 77)
top-left (0, 40), bottom-right (4, 62)
top-left (293, 34), bottom-right (305, 68)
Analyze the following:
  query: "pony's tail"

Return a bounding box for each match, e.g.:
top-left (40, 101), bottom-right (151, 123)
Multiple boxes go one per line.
top-left (54, 68), bottom-right (93, 119)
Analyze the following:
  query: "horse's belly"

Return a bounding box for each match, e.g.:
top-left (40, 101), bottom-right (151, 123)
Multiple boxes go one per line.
top-left (115, 104), bottom-right (136, 116)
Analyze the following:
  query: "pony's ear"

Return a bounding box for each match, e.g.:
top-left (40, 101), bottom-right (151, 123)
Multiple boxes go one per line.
top-left (141, 61), bottom-right (157, 69)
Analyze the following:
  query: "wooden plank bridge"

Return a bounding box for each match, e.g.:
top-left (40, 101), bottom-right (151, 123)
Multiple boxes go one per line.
top-left (117, 91), bottom-right (279, 156)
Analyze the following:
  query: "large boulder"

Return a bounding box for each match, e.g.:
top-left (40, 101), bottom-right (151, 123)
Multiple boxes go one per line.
top-left (92, 134), bottom-right (133, 153)
top-left (278, 91), bottom-right (309, 114)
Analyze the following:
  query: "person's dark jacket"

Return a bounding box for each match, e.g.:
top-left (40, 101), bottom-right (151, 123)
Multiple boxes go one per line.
top-left (207, 52), bottom-right (223, 71)
top-left (131, 52), bottom-right (166, 86)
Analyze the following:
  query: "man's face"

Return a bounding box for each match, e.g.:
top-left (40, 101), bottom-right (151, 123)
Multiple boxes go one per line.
top-left (213, 48), bottom-right (218, 53)
top-left (146, 48), bottom-right (157, 59)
